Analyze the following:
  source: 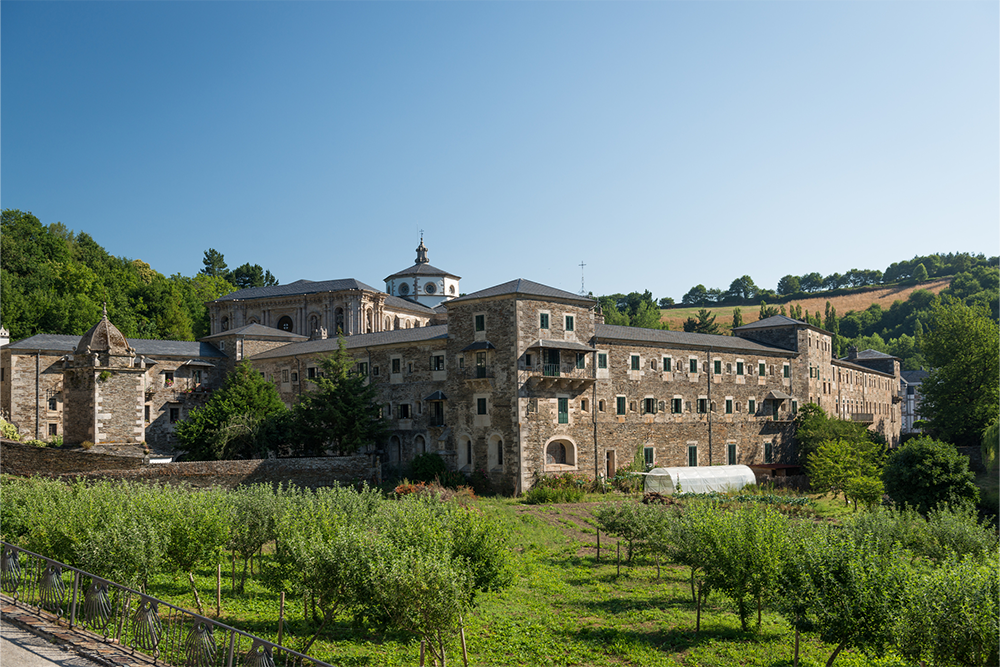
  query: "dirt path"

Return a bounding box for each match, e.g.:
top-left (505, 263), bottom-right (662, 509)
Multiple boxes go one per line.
top-left (514, 502), bottom-right (607, 556)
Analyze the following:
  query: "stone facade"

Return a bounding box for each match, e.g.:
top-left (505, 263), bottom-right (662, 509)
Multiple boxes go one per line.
top-left (1, 247), bottom-right (901, 493)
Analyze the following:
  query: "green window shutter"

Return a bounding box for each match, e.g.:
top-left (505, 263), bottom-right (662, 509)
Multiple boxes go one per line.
top-left (540, 313), bottom-right (549, 329)
top-left (598, 353), bottom-right (608, 369)
top-left (726, 399), bottom-right (733, 414)
top-left (616, 396), bottom-right (626, 415)
top-left (728, 443), bottom-right (736, 465)
top-left (644, 447), bottom-right (655, 467)
top-left (576, 353), bottom-right (586, 369)
top-left (690, 358), bottom-right (698, 373)
top-left (565, 316), bottom-right (574, 331)
top-left (558, 398), bottom-right (568, 424)
top-left (759, 362), bottom-right (766, 376)
top-left (737, 362), bottom-right (744, 375)
top-left (475, 315), bottom-right (485, 331)
top-left (765, 442), bottom-right (773, 464)
top-left (477, 398), bottom-right (487, 415)
top-left (631, 355), bottom-right (640, 371)
top-left (663, 357), bottom-right (671, 372)
top-left (688, 445), bottom-right (698, 467)
top-left (748, 399), bottom-right (756, 414)
top-left (714, 360), bottom-right (722, 374)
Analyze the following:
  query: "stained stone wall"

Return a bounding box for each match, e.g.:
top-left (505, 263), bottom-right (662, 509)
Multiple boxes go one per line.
top-left (1, 349), bottom-right (66, 441)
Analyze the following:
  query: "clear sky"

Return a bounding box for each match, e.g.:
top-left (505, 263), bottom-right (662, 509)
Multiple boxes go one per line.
top-left (2, 1), bottom-right (997, 302)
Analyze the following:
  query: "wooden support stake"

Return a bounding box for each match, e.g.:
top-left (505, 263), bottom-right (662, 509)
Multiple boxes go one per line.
top-left (216, 563), bottom-right (222, 617)
top-left (459, 615), bottom-right (469, 667)
top-left (596, 530), bottom-right (600, 563)
top-left (420, 640), bottom-right (426, 667)
top-left (277, 592), bottom-right (285, 655)
top-left (616, 542), bottom-right (621, 577)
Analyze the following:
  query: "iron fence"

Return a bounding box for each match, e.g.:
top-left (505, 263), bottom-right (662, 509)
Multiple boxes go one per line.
top-left (1, 541), bottom-right (333, 667)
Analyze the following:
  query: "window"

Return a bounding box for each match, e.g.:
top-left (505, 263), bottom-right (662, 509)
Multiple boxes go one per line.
top-left (728, 443), bottom-right (737, 465)
top-left (650, 359), bottom-right (657, 371)
top-left (671, 398), bottom-right (682, 414)
top-left (558, 398), bottom-right (569, 424)
top-left (565, 315), bottom-right (574, 331)
top-left (524, 353), bottom-right (532, 368)
top-left (407, 362), bottom-right (413, 373)
top-left (688, 445), bottom-right (698, 467)
top-left (598, 400), bottom-right (605, 412)
top-left (431, 401), bottom-right (444, 426)
top-left (218, 341), bottom-right (225, 351)
top-left (49, 423), bottom-right (58, 436)
top-left (165, 372), bottom-right (174, 386)
top-left (616, 396), bottom-right (626, 415)
top-left (477, 398), bottom-right (487, 415)
top-left (765, 441), bottom-right (774, 464)
top-left (630, 355), bottom-right (640, 371)
top-left (391, 359), bottom-right (401, 374)
top-left (290, 372), bottom-right (298, 383)
top-left (144, 405), bottom-right (150, 422)
top-left (598, 353), bottom-right (608, 369)
top-left (736, 362), bottom-right (744, 375)
top-left (431, 355), bottom-right (445, 371)
top-left (697, 398), bottom-right (708, 414)
top-left (539, 313), bottom-right (549, 329)
top-left (644, 446), bottom-right (655, 468)
top-left (783, 364), bottom-right (790, 378)
top-left (169, 407), bottom-right (180, 423)
top-left (308, 367), bottom-right (317, 379)
top-left (663, 357), bottom-right (671, 372)
top-left (576, 353), bottom-right (586, 370)
top-left (714, 360), bottom-right (722, 375)
top-left (725, 399), bottom-right (733, 414)
top-left (759, 362), bottom-right (766, 376)
top-left (398, 404), bottom-right (411, 419)
top-left (475, 314), bottom-right (485, 332)
top-left (791, 400), bottom-right (798, 415)
top-left (48, 397), bottom-right (57, 411)
top-left (748, 399), bottom-right (756, 414)
top-left (643, 398), bottom-right (657, 414)
top-left (581, 398), bottom-right (589, 411)
top-left (373, 366), bottom-right (380, 376)
top-left (689, 358), bottom-right (698, 373)
top-left (497, 441), bottom-right (503, 466)
top-left (192, 370), bottom-right (202, 384)
top-left (282, 369), bottom-right (289, 383)
top-left (357, 362), bottom-right (369, 376)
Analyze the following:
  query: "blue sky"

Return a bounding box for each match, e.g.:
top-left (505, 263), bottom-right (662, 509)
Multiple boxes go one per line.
top-left (2, 1), bottom-right (997, 302)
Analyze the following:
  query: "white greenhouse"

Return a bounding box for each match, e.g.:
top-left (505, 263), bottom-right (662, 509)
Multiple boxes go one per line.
top-left (642, 465), bottom-right (757, 495)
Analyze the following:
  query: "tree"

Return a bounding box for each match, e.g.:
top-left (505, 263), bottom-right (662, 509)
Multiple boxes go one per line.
top-left (200, 248), bottom-right (228, 277)
top-left (919, 299), bottom-right (999, 448)
top-left (683, 309), bottom-right (719, 334)
top-left (912, 262), bottom-right (928, 282)
top-left (793, 404), bottom-right (870, 464)
top-left (776, 275), bottom-right (801, 296)
top-left (229, 262), bottom-right (279, 289)
top-left (800, 272), bottom-right (824, 292)
top-left (759, 301), bottom-right (780, 319)
top-left (983, 421), bottom-right (998, 472)
top-left (726, 275), bottom-right (758, 302)
top-left (631, 300), bottom-right (668, 329)
top-left (732, 307), bottom-right (743, 329)
top-left (682, 284), bottom-right (710, 306)
top-left (807, 438), bottom-right (885, 509)
top-left (882, 436), bottom-right (979, 514)
top-left (779, 525), bottom-right (908, 667)
top-left (291, 335), bottom-right (387, 456)
top-left (175, 362), bottom-right (289, 460)
top-left (658, 297), bottom-right (675, 308)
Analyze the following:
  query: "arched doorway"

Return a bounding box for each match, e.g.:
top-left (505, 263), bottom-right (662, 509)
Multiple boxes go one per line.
top-left (277, 316), bottom-right (293, 332)
top-left (545, 438), bottom-right (577, 468)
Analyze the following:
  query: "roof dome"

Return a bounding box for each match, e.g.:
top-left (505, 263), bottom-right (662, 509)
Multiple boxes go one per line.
top-left (76, 305), bottom-right (133, 354)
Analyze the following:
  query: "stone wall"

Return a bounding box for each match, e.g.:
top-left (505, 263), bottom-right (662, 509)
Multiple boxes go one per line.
top-left (2, 350), bottom-right (66, 441)
top-left (0, 439), bottom-right (144, 476)
top-left (0, 439), bottom-right (379, 490)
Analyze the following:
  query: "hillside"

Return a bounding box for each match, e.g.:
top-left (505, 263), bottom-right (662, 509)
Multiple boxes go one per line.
top-left (660, 278), bottom-right (952, 333)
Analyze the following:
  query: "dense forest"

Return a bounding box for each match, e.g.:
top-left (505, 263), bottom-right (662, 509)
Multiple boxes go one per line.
top-left (1, 209), bottom-right (276, 341)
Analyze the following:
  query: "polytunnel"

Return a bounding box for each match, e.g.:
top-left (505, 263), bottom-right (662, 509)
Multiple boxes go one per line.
top-left (642, 465), bottom-right (757, 495)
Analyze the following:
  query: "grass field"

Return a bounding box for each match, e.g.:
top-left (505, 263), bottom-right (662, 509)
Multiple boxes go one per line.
top-left (659, 279), bottom-right (951, 333)
top-left (148, 494), bottom-right (917, 667)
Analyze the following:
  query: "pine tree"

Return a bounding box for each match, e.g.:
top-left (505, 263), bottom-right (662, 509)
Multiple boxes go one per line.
top-left (732, 307), bottom-right (743, 329)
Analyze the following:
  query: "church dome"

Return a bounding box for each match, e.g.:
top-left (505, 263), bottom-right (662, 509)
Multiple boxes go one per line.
top-left (384, 237), bottom-right (461, 307)
top-left (75, 305), bottom-right (133, 354)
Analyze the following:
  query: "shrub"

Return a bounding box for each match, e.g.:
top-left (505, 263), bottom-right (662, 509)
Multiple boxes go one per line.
top-left (435, 470), bottom-right (469, 490)
top-left (80, 440), bottom-right (94, 450)
top-left (523, 473), bottom-right (586, 504)
top-left (883, 436), bottom-right (979, 513)
top-left (0, 419), bottom-right (21, 441)
top-left (23, 439), bottom-right (48, 448)
top-left (468, 467), bottom-right (494, 496)
top-left (845, 476), bottom-right (884, 511)
top-left (409, 452), bottom-right (447, 483)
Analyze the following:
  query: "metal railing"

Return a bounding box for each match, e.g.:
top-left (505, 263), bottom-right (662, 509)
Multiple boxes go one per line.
top-left (1, 541), bottom-right (332, 667)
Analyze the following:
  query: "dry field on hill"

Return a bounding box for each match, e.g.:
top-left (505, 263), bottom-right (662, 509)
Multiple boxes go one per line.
top-left (660, 278), bottom-right (952, 333)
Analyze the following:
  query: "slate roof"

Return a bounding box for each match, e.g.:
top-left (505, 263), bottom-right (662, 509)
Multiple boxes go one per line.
top-left (901, 370), bottom-right (929, 384)
top-left (6, 334), bottom-right (226, 358)
top-left (384, 263), bottom-right (461, 281)
top-left (248, 325), bottom-right (450, 360)
top-left (449, 279), bottom-right (596, 305)
top-left (200, 324), bottom-right (307, 341)
top-left (593, 324), bottom-right (795, 354)
top-left (383, 295), bottom-right (436, 313)
top-left (211, 278), bottom-right (381, 302)
top-left (527, 339), bottom-right (596, 352)
top-left (733, 315), bottom-right (805, 330)
top-left (847, 349), bottom-right (899, 361)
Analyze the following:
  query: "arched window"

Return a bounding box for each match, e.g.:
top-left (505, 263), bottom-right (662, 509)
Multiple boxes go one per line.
top-left (335, 308), bottom-right (344, 334)
top-left (458, 435), bottom-right (472, 469)
top-left (309, 315), bottom-right (319, 334)
top-left (545, 439), bottom-right (576, 467)
top-left (394, 316), bottom-right (400, 330)
top-left (414, 434), bottom-right (426, 455)
top-left (389, 435), bottom-right (401, 463)
top-left (489, 435), bottom-right (504, 470)
top-left (366, 309), bottom-right (373, 333)
top-left (385, 317), bottom-right (390, 331)
top-left (221, 316), bottom-right (229, 332)
top-left (277, 316), bottom-right (293, 332)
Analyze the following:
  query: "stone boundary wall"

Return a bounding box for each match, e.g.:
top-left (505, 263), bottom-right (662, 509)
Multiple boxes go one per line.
top-left (1, 439), bottom-right (380, 490)
top-left (1, 439), bottom-right (144, 476)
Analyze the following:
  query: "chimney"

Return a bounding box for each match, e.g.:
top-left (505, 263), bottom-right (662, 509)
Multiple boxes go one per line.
top-left (847, 346), bottom-right (858, 361)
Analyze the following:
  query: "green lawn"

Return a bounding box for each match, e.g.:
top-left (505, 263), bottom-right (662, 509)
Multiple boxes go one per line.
top-left (148, 496), bottom-right (916, 667)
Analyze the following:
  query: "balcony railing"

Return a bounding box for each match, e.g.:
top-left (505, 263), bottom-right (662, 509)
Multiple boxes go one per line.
top-left (463, 366), bottom-right (494, 380)
top-left (1, 541), bottom-right (333, 667)
top-left (543, 364), bottom-right (561, 377)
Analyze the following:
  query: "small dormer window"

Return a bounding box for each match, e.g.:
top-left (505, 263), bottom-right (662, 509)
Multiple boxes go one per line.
top-left (449, 285), bottom-right (456, 294)
top-left (399, 283), bottom-right (409, 295)
top-left (425, 282), bottom-right (436, 294)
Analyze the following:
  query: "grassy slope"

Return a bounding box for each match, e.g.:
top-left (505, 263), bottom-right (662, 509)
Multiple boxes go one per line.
top-left (149, 496), bottom-right (914, 667)
top-left (660, 279), bottom-right (951, 334)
